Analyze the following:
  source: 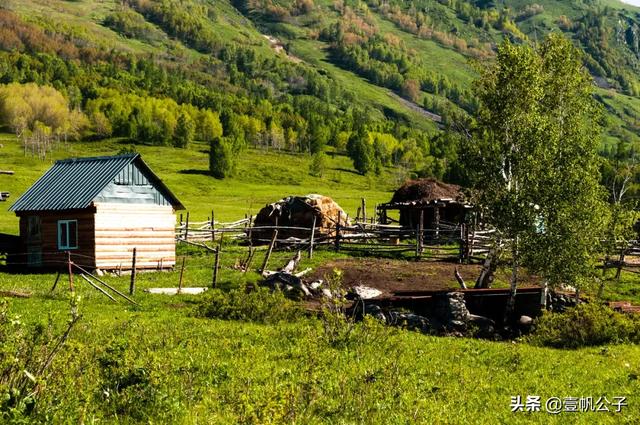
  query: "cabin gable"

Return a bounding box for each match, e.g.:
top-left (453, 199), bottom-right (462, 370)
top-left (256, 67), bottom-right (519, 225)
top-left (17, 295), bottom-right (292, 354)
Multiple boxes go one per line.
top-left (93, 162), bottom-right (173, 206)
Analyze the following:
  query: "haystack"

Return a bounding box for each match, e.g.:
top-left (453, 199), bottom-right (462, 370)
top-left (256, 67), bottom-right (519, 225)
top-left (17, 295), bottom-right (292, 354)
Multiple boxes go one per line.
top-left (251, 194), bottom-right (350, 244)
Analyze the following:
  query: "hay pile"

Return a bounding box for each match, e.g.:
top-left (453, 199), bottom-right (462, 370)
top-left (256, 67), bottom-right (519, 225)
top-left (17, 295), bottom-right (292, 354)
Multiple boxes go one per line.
top-left (251, 194), bottom-right (350, 244)
top-left (390, 178), bottom-right (465, 204)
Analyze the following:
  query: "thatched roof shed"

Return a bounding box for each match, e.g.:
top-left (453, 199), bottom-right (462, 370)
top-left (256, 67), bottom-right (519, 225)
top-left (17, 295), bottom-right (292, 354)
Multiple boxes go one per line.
top-left (381, 178), bottom-right (471, 229)
top-left (390, 178), bottom-right (467, 206)
top-left (251, 194), bottom-right (350, 244)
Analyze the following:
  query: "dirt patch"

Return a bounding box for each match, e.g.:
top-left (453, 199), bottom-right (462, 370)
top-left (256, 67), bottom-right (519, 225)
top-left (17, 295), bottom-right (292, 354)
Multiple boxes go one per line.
top-left (311, 258), bottom-right (540, 296)
top-left (311, 259), bottom-right (478, 296)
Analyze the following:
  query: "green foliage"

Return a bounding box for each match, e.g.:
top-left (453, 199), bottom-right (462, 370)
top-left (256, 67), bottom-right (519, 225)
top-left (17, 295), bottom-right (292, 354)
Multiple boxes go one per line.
top-left (528, 303), bottom-right (640, 349)
top-left (174, 111), bottom-right (195, 148)
top-left (347, 127), bottom-right (374, 175)
top-left (197, 286), bottom-right (302, 323)
top-left (469, 34), bottom-right (608, 292)
top-left (209, 136), bottom-right (235, 179)
top-left (308, 150), bottom-right (327, 177)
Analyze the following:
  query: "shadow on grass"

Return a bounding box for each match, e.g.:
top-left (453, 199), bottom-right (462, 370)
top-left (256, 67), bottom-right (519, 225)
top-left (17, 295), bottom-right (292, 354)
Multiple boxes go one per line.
top-left (179, 169), bottom-right (212, 177)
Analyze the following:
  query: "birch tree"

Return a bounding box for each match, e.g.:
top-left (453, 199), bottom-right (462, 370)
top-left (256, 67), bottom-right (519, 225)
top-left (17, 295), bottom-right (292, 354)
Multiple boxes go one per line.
top-left (470, 34), bottom-right (608, 323)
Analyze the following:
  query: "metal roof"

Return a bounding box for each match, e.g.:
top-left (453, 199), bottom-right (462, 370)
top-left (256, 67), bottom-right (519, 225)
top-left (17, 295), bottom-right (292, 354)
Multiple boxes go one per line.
top-left (9, 154), bottom-right (184, 212)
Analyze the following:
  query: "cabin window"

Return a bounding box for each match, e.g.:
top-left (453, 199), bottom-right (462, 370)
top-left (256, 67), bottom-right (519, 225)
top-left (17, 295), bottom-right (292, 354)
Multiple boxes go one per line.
top-left (57, 220), bottom-right (78, 250)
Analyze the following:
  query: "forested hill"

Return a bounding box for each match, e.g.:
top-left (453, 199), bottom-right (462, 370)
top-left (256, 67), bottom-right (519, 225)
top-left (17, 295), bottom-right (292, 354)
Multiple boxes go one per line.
top-left (1, 0), bottom-right (640, 181)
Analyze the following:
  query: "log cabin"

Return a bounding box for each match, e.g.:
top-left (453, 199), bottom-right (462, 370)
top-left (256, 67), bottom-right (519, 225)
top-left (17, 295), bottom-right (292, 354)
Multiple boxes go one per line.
top-left (9, 154), bottom-right (184, 271)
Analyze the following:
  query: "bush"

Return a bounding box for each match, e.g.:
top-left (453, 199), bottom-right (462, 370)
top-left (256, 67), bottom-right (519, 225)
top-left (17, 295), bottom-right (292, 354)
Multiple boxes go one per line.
top-left (198, 287), bottom-right (302, 323)
top-left (527, 303), bottom-right (640, 348)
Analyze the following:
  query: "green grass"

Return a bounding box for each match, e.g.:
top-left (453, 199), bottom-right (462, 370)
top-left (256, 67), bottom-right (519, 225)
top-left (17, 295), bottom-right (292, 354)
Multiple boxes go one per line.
top-left (0, 134), bottom-right (401, 233)
top-left (3, 258), bottom-right (640, 423)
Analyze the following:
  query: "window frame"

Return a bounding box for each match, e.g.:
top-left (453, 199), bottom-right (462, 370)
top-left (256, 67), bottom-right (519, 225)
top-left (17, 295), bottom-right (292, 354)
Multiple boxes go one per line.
top-left (57, 219), bottom-right (78, 250)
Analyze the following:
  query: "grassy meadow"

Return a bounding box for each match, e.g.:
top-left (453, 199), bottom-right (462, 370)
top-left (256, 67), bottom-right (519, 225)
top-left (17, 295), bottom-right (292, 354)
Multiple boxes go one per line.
top-left (0, 135), bottom-right (640, 423)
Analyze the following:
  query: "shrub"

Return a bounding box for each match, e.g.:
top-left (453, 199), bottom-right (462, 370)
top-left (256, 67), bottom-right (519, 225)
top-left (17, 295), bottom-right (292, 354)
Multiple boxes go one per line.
top-left (527, 303), bottom-right (640, 348)
top-left (198, 287), bottom-right (302, 323)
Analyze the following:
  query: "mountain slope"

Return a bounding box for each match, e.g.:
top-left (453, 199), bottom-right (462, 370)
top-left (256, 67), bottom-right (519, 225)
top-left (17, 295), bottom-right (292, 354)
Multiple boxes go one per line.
top-left (1, 0), bottom-right (640, 178)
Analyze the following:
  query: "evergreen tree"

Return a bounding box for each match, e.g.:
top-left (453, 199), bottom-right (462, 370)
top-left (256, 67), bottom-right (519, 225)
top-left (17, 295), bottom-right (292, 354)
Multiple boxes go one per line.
top-left (209, 136), bottom-right (234, 178)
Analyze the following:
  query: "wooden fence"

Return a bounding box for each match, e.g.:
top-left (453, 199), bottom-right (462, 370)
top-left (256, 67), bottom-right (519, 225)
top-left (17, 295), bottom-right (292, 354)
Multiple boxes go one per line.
top-left (175, 212), bottom-right (495, 263)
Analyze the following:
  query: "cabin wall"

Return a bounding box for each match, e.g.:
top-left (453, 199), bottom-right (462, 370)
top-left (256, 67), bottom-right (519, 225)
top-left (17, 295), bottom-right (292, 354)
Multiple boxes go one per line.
top-left (93, 203), bottom-right (176, 269)
top-left (18, 209), bottom-right (96, 269)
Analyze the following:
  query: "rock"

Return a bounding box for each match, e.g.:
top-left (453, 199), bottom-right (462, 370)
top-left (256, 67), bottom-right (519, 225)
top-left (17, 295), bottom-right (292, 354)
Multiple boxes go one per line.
top-left (362, 304), bottom-right (386, 322)
top-left (350, 285), bottom-right (382, 300)
top-left (386, 311), bottom-right (431, 333)
top-left (433, 292), bottom-right (471, 331)
top-left (518, 315), bottom-right (533, 326)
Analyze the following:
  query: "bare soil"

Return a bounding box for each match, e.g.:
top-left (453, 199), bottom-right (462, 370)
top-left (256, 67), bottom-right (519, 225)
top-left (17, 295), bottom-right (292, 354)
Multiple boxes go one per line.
top-left (311, 258), bottom-right (540, 297)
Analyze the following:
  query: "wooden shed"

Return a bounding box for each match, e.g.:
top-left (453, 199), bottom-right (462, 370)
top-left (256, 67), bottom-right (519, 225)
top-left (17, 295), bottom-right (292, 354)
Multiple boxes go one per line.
top-left (9, 154), bottom-right (184, 270)
top-left (378, 178), bottom-right (472, 230)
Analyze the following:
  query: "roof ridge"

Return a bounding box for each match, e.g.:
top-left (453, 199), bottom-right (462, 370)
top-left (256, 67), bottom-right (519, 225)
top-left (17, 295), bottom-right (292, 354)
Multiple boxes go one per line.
top-left (56, 153), bottom-right (138, 164)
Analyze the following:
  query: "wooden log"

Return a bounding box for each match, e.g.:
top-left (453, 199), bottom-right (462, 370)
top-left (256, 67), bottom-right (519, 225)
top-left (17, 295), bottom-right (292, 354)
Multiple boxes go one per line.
top-left (260, 229), bottom-right (278, 274)
top-left (281, 250), bottom-right (301, 274)
top-left (79, 274), bottom-right (117, 302)
top-left (130, 247), bottom-right (137, 296)
top-left (73, 264), bottom-right (139, 305)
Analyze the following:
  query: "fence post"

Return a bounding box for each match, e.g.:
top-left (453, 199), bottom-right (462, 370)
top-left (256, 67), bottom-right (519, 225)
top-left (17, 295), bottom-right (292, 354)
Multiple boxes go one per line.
top-left (129, 247), bottom-right (137, 296)
top-left (335, 212), bottom-right (341, 251)
top-left (416, 210), bottom-right (424, 257)
top-left (212, 250), bottom-right (220, 288)
top-left (308, 215), bottom-right (316, 259)
top-left (361, 198), bottom-right (366, 224)
top-left (67, 251), bottom-right (74, 291)
top-left (184, 212), bottom-right (190, 241)
top-left (211, 209), bottom-right (215, 242)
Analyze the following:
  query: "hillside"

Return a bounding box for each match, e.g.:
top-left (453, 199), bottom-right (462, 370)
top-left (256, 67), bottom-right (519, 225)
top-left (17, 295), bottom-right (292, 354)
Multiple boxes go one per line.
top-left (1, 0), bottom-right (640, 184)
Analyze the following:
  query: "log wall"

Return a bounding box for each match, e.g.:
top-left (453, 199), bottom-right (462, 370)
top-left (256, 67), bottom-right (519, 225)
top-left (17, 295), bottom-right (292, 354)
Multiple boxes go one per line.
top-left (18, 209), bottom-right (96, 269)
top-left (94, 203), bottom-right (176, 269)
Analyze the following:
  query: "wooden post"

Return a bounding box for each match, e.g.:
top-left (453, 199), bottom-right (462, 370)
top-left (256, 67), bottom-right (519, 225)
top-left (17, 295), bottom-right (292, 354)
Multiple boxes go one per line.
top-left (434, 206), bottom-right (440, 240)
top-left (129, 247), bottom-right (137, 296)
top-left (415, 210), bottom-right (424, 258)
top-left (67, 251), bottom-right (74, 292)
top-left (308, 215), bottom-right (316, 259)
top-left (178, 256), bottom-right (186, 293)
top-left (212, 251), bottom-right (220, 288)
top-left (211, 209), bottom-right (215, 242)
top-left (458, 223), bottom-right (465, 263)
top-left (361, 198), bottom-right (366, 224)
top-left (335, 212), bottom-right (341, 251)
top-left (184, 212), bottom-right (190, 241)
top-left (464, 223), bottom-right (470, 264)
top-left (260, 229), bottom-right (278, 273)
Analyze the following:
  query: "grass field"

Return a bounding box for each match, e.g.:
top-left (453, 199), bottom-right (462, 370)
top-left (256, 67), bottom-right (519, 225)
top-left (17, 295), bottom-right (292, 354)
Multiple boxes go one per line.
top-left (1, 134), bottom-right (640, 423)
